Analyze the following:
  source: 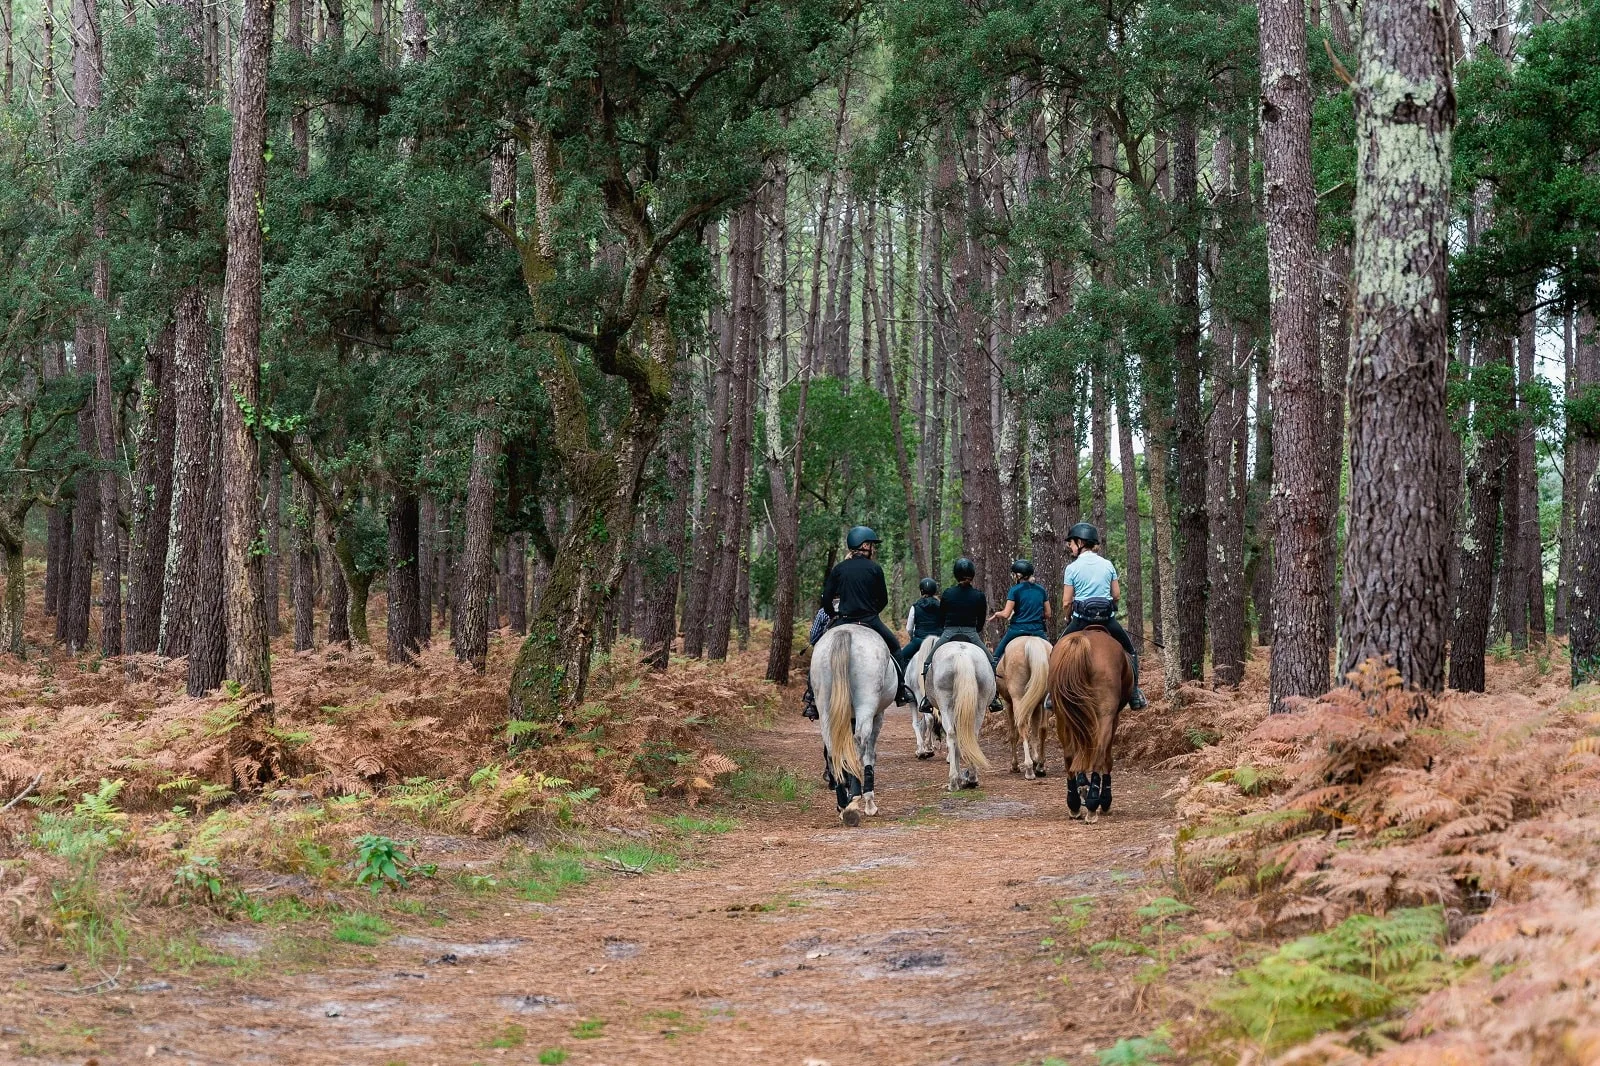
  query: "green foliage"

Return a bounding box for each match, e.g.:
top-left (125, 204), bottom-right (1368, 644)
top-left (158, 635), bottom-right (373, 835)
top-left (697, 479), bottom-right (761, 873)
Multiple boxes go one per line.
top-left (537, 1050), bottom-right (569, 1065)
top-left (1098, 1028), bottom-right (1173, 1065)
top-left (1210, 907), bottom-right (1454, 1053)
top-left (352, 834), bottom-right (419, 892)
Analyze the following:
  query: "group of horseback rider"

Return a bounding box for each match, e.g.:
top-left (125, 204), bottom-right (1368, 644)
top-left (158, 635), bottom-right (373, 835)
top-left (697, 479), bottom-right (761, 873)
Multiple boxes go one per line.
top-left (801, 522), bottom-right (1148, 720)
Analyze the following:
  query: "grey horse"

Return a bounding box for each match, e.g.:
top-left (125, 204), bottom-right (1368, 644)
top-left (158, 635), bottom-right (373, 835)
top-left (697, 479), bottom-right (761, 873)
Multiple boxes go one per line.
top-left (808, 623), bottom-right (897, 826)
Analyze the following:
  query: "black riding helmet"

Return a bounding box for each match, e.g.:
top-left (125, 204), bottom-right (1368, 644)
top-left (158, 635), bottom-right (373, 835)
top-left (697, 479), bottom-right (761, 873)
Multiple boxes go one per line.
top-left (1011, 559), bottom-right (1035, 578)
top-left (846, 525), bottom-right (881, 550)
top-left (1068, 522), bottom-right (1100, 547)
top-left (953, 557), bottom-right (976, 581)
top-left (919, 578), bottom-right (939, 596)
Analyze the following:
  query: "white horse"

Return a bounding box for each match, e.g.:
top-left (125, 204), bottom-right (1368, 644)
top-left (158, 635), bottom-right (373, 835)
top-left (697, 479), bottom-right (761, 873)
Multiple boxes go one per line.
top-left (809, 624), bottom-right (896, 826)
top-left (905, 635), bottom-right (943, 760)
top-left (921, 639), bottom-right (994, 790)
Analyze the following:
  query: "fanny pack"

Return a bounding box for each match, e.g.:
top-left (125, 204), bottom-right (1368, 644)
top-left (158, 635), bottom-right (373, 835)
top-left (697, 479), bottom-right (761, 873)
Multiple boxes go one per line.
top-left (1073, 597), bottom-right (1115, 623)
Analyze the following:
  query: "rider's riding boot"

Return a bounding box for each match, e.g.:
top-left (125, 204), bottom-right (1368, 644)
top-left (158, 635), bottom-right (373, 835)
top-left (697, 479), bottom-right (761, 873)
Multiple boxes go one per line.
top-left (895, 681), bottom-right (913, 706)
top-left (988, 696), bottom-right (1004, 714)
top-left (802, 683), bottom-right (819, 720)
top-left (1129, 653), bottom-right (1149, 710)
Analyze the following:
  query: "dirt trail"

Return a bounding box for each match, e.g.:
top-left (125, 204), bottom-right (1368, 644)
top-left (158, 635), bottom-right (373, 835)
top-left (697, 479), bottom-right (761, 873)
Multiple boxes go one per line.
top-left (9, 709), bottom-right (1181, 1066)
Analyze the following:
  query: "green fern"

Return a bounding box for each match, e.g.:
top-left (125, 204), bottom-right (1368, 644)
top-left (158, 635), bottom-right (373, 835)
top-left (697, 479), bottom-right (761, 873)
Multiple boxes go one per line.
top-left (1211, 906), bottom-right (1453, 1052)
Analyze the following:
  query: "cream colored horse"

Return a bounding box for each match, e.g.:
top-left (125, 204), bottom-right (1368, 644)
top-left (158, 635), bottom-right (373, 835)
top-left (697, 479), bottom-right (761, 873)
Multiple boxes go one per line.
top-left (996, 635), bottom-right (1053, 780)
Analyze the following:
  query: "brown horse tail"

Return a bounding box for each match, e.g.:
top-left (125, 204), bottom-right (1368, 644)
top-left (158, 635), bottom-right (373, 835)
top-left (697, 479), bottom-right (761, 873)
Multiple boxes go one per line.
top-left (826, 631), bottom-right (863, 781)
top-left (952, 651), bottom-right (990, 771)
top-left (1053, 635), bottom-right (1098, 772)
top-left (1014, 638), bottom-right (1052, 733)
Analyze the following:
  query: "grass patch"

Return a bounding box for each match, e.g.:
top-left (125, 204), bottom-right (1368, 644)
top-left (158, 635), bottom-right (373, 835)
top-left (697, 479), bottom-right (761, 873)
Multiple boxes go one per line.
top-left (484, 1023), bottom-right (527, 1049)
top-left (538, 1049), bottom-right (569, 1064)
top-left (658, 813), bottom-right (737, 835)
top-left (506, 849), bottom-right (590, 903)
top-left (330, 912), bottom-right (391, 946)
top-left (571, 1017), bottom-right (607, 1039)
top-left (600, 841), bottom-right (679, 874)
top-left (724, 757), bottom-right (814, 803)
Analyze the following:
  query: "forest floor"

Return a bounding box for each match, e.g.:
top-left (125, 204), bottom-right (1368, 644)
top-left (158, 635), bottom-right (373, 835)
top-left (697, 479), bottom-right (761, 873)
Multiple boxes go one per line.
top-left (4, 598), bottom-right (1595, 1066)
top-left (3, 684), bottom-right (1198, 1066)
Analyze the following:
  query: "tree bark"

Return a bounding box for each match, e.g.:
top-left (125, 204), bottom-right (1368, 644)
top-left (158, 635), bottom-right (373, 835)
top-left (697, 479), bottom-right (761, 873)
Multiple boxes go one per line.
top-left (1114, 375), bottom-right (1144, 650)
top-left (187, 404), bottom-right (226, 695)
top-left (455, 419), bottom-right (498, 670)
top-left (417, 494), bottom-right (436, 642)
top-left (683, 227), bottom-right (734, 659)
top-left (1449, 334), bottom-right (1513, 691)
top-left (1173, 118), bottom-right (1208, 682)
top-left (292, 467), bottom-right (316, 651)
top-left (159, 288), bottom-right (213, 657)
top-left (706, 201), bottom-right (758, 660)
top-left (1249, 347), bottom-right (1275, 644)
top-left (1260, 0), bottom-right (1331, 709)
top-left (218, 0), bottom-right (275, 698)
top-left (504, 534), bottom-right (527, 635)
top-left (64, 415), bottom-right (97, 653)
top-left (265, 456), bottom-right (281, 638)
top-left (1520, 311), bottom-right (1545, 643)
top-left (1339, 0), bottom-right (1454, 692)
top-left (386, 492), bottom-right (420, 663)
top-left (127, 326), bottom-right (177, 652)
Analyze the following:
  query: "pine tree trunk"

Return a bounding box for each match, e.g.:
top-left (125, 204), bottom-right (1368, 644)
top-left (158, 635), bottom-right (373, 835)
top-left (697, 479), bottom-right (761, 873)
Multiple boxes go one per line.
top-left (159, 286), bottom-right (212, 657)
top-left (1562, 305), bottom-right (1600, 637)
top-left (417, 494), bottom-right (436, 642)
top-left (1208, 311), bottom-right (1248, 686)
top-left (1260, 0), bottom-right (1331, 709)
top-left (1321, 243), bottom-right (1352, 649)
top-left (1114, 375), bottom-right (1144, 649)
top-left (1339, 0), bottom-right (1454, 692)
top-left (65, 411), bottom-right (97, 653)
top-left (683, 238), bottom-right (734, 659)
top-left (265, 456), bottom-right (281, 638)
top-left (1249, 348), bottom-right (1275, 644)
top-left (706, 202), bottom-right (758, 660)
top-left (455, 420), bottom-right (497, 670)
top-left (218, 0), bottom-right (275, 698)
top-left (127, 324), bottom-right (177, 652)
top-left (1173, 118), bottom-right (1208, 681)
top-left (188, 407), bottom-right (226, 695)
top-left (326, 518), bottom-right (351, 644)
top-left (1449, 336), bottom-right (1513, 691)
top-left (505, 534), bottom-right (527, 635)
top-left (292, 469), bottom-right (316, 651)
top-left (46, 505), bottom-right (68, 620)
top-left (1520, 312), bottom-right (1546, 642)
top-left (386, 492), bottom-right (420, 663)
top-left (1571, 457), bottom-right (1600, 686)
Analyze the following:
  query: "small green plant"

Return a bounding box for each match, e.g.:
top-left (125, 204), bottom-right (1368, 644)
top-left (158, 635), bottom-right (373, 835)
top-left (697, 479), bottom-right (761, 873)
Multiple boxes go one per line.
top-left (1097, 1027), bottom-right (1172, 1065)
top-left (1210, 906), bottom-right (1453, 1053)
top-left (570, 1018), bottom-right (606, 1039)
top-left (331, 912), bottom-right (392, 946)
top-left (506, 849), bottom-right (589, 902)
top-left (174, 855), bottom-right (226, 901)
top-left (353, 834), bottom-right (419, 891)
top-left (538, 1049), bottom-right (569, 1064)
top-left (600, 842), bottom-right (678, 874)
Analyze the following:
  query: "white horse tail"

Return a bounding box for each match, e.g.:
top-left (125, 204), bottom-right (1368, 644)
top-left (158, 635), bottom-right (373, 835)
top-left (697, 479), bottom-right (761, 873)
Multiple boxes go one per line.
top-left (953, 652), bottom-right (989, 771)
top-left (1014, 638), bottom-right (1052, 733)
top-left (827, 632), bottom-right (863, 781)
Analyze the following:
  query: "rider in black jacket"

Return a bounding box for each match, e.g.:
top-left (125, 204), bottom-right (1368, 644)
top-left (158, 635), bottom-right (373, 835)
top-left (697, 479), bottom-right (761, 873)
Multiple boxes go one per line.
top-left (800, 526), bottom-right (913, 718)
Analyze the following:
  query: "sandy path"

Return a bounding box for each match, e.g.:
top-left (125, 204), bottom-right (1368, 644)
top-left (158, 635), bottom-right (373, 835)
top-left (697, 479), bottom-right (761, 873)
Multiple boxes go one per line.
top-left (6, 707), bottom-right (1180, 1066)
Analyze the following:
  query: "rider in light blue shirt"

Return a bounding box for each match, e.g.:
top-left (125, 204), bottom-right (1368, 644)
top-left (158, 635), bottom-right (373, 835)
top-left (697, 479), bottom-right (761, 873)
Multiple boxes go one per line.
top-left (1060, 522), bottom-right (1148, 710)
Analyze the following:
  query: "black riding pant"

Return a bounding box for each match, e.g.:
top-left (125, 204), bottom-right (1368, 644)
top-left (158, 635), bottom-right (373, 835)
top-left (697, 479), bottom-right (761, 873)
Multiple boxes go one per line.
top-left (1062, 614), bottom-right (1136, 658)
top-left (899, 630), bottom-right (939, 671)
top-left (921, 627), bottom-right (989, 684)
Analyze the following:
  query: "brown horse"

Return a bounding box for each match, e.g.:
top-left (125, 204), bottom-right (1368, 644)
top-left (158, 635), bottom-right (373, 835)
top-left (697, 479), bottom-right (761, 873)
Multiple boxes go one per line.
top-left (1047, 628), bottom-right (1133, 821)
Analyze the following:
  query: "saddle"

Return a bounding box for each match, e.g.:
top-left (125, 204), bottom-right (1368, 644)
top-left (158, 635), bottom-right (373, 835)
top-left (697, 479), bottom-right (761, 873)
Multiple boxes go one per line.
top-left (940, 630), bottom-right (986, 649)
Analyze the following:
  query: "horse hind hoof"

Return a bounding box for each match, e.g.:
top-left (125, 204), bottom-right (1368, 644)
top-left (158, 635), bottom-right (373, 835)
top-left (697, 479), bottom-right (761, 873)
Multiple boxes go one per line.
top-left (841, 806), bottom-right (861, 827)
top-left (1034, 763), bottom-right (1047, 778)
top-left (916, 751), bottom-right (934, 760)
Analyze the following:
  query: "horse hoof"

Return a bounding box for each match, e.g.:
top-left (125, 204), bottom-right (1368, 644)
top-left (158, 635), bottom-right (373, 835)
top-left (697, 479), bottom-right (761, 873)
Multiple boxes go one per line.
top-left (1010, 765), bottom-right (1022, 775)
top-left (1084, 809), bottom-right (1099, 825)
top-left (1069, 807), bottom-right (1086, 821)
top-left (916, 751), bottom-right (934, 760)
top-left (1035, 763), bottom-right (1047, 778)
top-left (863, 791), bottom-right (879, 817)
top-left (841, 807), bottom-right (861, 827)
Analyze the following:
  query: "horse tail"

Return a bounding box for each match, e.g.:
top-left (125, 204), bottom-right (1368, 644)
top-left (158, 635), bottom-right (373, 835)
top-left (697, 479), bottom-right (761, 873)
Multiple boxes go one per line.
top-left (827, 631), bottom-right (863, 781)
top-left (1053, 635), bottom-right (1098, 773)
top-left (953, 651), bottom-right (990, 771)
top-left (1015, 638), bottom-right (1051, 732)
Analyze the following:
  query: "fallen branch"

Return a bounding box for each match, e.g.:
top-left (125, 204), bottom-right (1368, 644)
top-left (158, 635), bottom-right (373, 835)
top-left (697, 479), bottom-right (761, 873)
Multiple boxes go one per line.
top-left (0, 772), bottom-right (41, 813)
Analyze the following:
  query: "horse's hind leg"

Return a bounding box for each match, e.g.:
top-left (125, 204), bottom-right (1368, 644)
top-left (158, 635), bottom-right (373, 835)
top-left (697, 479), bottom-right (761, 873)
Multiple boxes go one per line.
top-left (839, 769), bottom-right (865, 826)
top-left (1066, 772), bottom-right (1085, 820)
top-left (1097, 771), bottom-right (1112, 814)
top-left (1083, 772), bottom-right (1103, 822)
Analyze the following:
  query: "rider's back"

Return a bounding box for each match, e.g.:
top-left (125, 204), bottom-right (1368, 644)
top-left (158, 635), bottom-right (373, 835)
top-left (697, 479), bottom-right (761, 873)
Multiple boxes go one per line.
top-left (822, 555), bottom-right (889, 620)
top-left (939, 584), bottom-right (987, 630)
